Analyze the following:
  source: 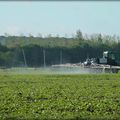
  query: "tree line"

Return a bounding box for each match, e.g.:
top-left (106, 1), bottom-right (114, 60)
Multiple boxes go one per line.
top-left (0, 30), bottom-right (120, 67)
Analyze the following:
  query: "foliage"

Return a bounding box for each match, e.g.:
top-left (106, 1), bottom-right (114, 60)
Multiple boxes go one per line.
top-left (75, 29), bottom-right (83, 41)
top-left (0, 73), bottom-right (120, 119)
top-left (0, 31), bottom-right (120, 67)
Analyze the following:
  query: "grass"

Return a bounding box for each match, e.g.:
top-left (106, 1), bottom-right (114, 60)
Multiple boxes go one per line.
top-left (0, 72), bottom-right (120, 120)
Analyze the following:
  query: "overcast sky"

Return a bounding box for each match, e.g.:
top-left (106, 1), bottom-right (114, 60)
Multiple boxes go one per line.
top-left (0, 1), bottom-right (120, 37)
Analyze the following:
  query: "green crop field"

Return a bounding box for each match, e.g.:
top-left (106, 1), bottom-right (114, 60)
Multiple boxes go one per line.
top-left (0, 72), bottom-right (120, 120)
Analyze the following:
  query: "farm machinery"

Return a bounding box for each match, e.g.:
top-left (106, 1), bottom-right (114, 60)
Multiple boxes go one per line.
top-left (52, 51), bottom-right (120, 73)
top-left (83, 51), bottom-right (120, 73)
top-left (96, 51), bottom-right (120, 66)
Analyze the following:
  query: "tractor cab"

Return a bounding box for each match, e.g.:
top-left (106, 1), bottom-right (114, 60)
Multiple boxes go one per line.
top-left (99, 51), bottom-right (120, 66)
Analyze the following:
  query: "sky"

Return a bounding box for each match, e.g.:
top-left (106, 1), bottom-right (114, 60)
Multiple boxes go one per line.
top-left (0, 1), bottom-right (120, 37)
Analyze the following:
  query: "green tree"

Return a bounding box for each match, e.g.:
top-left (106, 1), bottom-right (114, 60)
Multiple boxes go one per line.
top-left (98, 34), bottom-right (102, 43)
top-left (75, 29), bottom-right (83, 41)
